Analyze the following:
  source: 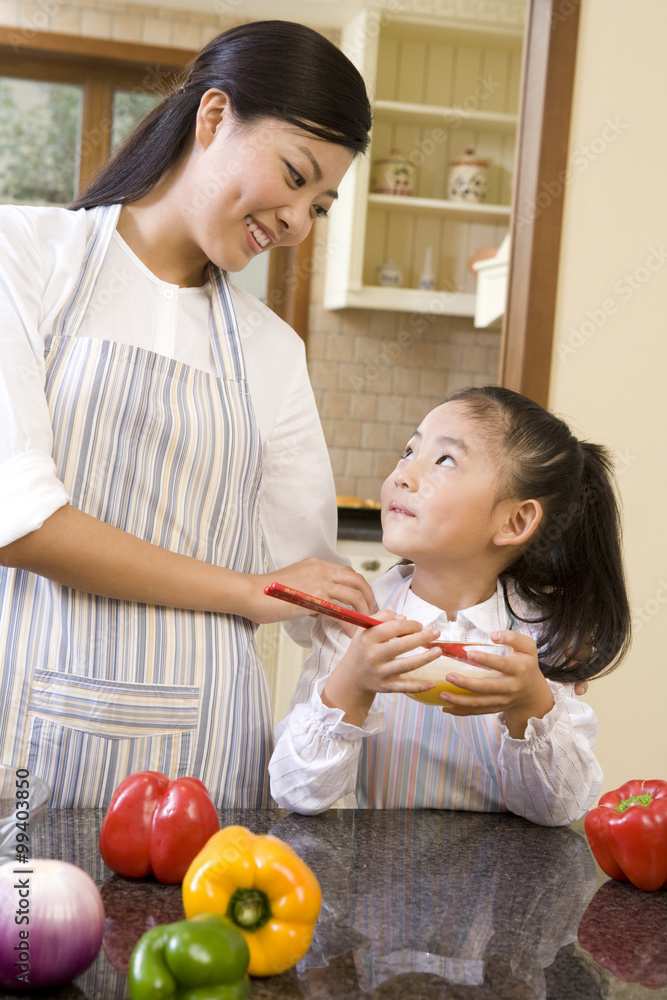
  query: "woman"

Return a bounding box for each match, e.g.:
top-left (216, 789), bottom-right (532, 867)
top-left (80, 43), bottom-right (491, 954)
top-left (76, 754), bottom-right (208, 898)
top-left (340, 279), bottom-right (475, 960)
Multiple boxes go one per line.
top-left (0, 21), bottom-right (374, 807)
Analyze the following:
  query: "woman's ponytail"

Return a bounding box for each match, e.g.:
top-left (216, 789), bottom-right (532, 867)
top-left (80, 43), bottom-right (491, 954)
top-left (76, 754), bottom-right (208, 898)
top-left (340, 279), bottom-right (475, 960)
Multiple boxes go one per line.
top-left (70, 20), bottom-right (372, 211)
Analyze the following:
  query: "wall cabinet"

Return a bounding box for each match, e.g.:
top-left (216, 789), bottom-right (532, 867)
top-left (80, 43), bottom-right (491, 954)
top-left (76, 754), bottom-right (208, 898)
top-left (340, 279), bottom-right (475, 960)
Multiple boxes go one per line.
top-left (324, 10), bottom-right (523, 316)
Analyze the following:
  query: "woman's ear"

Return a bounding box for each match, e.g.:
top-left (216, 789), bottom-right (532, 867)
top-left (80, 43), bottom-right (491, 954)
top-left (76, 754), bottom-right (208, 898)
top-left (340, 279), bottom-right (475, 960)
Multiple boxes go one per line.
top-left (493, 499), bottom-right (543, 549)
top-left (195, 89), bottom-right (231, 149)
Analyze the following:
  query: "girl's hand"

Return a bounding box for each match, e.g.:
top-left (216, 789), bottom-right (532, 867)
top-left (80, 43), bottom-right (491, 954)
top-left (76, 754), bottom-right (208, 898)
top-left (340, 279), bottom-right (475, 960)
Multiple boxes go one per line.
top-left (439, 630), bottom-right (555, 739)
top-left (247, 558), bottom-right (376, 625)
top-left (322, 613), bottom-right (443, 726)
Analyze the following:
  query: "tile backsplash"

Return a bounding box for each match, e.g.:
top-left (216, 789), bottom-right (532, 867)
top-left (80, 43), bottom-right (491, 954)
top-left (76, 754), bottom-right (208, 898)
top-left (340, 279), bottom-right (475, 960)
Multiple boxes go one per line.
top-left (1, 0), bottom-right (222, 49)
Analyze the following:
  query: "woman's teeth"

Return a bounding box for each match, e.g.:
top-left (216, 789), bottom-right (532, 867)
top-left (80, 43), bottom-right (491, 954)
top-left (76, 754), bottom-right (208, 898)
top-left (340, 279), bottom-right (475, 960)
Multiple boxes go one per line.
top-left (245, 216), bottom-right (271, 248)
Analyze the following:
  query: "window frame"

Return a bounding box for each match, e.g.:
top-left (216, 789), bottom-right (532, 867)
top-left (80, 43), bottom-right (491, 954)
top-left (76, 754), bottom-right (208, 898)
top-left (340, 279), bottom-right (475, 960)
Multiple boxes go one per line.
top-left (0, 27), bottom-right (197, 192)
top-left (0, 26), bottom-right (310, 334)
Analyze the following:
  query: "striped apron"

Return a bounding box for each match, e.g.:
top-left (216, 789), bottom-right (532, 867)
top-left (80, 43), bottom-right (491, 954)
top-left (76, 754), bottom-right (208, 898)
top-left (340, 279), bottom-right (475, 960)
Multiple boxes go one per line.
top-left (356, 574), bottom-right (524, 810)
top-left (0, 204), bottom-right (272, 808)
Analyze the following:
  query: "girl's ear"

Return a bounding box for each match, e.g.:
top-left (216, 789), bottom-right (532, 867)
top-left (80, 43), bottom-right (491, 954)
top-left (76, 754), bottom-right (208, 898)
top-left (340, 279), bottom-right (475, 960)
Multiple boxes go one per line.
top-left (195, 89), bottom-right (231, 149)
top-left (493, 499), bottom-right (543, 549)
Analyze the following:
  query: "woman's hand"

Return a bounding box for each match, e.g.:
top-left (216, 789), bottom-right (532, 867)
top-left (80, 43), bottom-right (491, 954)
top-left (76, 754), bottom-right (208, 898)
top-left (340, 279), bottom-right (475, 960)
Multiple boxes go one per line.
top-left (245, 558), bottom-right (377, 625)
top-left (321, 612), bottom-right (442, 726)
top-left (438, 631), bottom-right (555, 739)
top-left (0, 507), bottom-right (376, 626)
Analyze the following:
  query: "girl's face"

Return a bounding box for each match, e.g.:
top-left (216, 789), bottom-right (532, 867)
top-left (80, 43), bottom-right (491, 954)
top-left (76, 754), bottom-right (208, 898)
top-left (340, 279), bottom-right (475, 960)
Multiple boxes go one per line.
top-left (380, 402), bottom-right (510, 569)
top-left (184, 99), bottom-right (355, 273)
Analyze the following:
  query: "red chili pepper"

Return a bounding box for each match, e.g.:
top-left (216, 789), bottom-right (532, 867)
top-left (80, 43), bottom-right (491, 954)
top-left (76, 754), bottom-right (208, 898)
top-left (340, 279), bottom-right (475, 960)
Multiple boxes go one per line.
top-left (99, 770), bottom-right (220, 884)
top-left (584, 779), bottom-right (667, 891)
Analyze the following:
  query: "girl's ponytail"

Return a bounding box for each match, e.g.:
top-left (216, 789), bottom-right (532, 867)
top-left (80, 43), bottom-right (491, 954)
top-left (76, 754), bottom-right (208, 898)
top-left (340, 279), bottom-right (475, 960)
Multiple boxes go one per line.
top-left (448, 386), bottom-right (631, 683)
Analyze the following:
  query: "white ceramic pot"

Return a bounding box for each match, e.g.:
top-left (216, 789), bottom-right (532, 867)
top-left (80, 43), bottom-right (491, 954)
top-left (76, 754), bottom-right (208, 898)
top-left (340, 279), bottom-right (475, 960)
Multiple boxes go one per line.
top-left (447, 148), bottom-right (489, 203)
top-left (376, 260), bottom-right (404, 286)
top-left (370, 149), bottom-right (414, 196)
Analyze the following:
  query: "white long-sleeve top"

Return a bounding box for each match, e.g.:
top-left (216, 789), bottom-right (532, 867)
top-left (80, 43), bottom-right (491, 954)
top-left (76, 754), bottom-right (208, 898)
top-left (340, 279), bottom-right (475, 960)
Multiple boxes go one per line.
top-left (270, 564), bottom-right (603, 825)
top-left (0, 205), bottom-right (343, 638)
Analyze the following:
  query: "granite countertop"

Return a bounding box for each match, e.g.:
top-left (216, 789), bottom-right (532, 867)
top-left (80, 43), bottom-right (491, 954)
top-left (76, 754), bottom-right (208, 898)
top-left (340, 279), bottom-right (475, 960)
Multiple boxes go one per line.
top-left (3, 808), bottom-right (666, 998)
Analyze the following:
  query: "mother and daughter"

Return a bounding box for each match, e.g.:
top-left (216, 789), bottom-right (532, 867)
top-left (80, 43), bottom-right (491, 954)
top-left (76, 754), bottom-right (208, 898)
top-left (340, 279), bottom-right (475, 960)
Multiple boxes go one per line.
top-left (0, 20), bottom-right (630, 822)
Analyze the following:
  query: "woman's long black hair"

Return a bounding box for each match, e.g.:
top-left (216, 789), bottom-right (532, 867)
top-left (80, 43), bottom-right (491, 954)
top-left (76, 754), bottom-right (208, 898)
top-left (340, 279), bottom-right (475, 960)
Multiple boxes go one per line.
top-left (70, 20), bottom-right (372, 210)
top-left (447, 386), bottom-right (631, 683)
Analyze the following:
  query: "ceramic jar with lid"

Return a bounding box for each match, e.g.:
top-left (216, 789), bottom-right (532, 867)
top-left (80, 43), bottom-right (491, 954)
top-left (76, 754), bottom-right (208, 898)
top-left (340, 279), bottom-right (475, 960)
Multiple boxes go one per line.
top-left (447, 148), bottom-right (489, 203)
top-left (376, 260), bottom-right (404, 286)
top-left (370, 149), bottom-right (414, 196)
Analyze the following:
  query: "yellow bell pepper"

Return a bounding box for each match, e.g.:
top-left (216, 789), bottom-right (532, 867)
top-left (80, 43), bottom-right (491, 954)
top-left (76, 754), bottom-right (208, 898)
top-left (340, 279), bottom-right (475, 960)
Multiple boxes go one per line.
top-left (182, 825), bottom-right (322, 977)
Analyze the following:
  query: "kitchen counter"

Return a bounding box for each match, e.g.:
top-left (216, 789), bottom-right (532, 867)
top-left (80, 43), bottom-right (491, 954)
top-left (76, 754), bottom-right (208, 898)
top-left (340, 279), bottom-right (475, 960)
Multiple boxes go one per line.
top-left (3, 808), bottom-right (666, 998)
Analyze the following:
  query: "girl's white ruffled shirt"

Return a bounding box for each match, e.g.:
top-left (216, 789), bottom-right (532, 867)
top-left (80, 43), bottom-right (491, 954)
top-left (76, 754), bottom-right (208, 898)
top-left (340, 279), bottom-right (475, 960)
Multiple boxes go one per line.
top-left (270, 564), bottom-right (603, 824)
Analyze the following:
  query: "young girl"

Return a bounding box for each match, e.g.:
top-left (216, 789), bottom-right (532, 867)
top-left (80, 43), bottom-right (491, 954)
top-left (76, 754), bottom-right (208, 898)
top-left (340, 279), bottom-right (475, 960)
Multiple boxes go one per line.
top-left (270, 386), bottom-right (631, 826)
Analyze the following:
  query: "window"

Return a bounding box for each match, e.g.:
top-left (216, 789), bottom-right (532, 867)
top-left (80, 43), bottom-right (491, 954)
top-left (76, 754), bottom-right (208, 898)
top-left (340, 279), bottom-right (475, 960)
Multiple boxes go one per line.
top-left (0, 25), bottom-right (317, 335)
top-left (0, 77), bottom-right (83, 204)
top-left (0, 28), bottom-right (196, 206)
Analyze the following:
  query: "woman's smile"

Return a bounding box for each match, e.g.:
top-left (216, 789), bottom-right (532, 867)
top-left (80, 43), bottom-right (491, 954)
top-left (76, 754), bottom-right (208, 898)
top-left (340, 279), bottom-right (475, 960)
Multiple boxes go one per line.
top-left (244, 215), bottom-right (275, 250)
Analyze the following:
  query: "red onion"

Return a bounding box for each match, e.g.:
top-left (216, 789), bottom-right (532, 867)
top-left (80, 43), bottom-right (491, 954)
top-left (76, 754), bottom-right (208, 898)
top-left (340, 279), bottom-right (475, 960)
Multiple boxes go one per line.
top-left (0, 859), bottom-right (104, 988)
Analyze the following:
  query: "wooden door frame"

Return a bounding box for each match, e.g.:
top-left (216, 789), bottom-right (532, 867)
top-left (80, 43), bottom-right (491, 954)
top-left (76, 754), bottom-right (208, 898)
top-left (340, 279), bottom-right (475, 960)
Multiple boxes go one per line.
top-left (500, 0), bottom-right (582, 406)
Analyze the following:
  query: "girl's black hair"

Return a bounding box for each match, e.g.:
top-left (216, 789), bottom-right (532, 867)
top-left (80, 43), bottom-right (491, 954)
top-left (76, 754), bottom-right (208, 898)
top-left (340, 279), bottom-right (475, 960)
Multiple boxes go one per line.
top-left (447, 385), bottom-right (631, 683)
top-left (70, 20), bottom-right (372, 210)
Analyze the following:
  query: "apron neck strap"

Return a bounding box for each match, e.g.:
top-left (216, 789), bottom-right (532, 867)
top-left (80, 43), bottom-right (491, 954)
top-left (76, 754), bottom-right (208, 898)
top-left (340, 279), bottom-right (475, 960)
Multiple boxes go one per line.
top-left (50, 206), bottom-right (249, 385)
top-left (52, 204), bottom-right (121, 339)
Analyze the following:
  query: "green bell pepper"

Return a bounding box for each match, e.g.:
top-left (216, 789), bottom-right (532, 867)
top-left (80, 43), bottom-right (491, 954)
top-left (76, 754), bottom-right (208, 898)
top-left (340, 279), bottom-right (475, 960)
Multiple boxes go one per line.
top-left (128, 913), bottom-right (250, 1000)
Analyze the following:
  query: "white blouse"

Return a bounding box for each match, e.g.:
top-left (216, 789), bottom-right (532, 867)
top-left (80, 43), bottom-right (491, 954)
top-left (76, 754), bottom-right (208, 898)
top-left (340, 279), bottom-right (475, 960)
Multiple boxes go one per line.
top-left (270, 565), bottom-right (604, 825)
top-left (0, 205), bottom-right (340, 590)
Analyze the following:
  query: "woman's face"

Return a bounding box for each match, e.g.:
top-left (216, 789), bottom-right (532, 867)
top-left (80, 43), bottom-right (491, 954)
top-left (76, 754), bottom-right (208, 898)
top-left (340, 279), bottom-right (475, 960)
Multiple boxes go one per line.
top-left (183, 96), bottom-right (355, 273)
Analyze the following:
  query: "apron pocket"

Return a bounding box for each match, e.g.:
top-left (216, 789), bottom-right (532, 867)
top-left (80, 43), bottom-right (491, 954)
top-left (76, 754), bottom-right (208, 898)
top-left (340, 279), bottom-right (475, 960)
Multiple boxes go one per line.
top-left (24, 669), bottom-right (200, 807)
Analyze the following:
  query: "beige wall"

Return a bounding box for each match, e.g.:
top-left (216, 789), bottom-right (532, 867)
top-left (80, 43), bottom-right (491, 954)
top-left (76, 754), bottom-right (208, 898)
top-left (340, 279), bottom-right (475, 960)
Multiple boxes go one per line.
top-left (549, 0), bottom-right (667, 787)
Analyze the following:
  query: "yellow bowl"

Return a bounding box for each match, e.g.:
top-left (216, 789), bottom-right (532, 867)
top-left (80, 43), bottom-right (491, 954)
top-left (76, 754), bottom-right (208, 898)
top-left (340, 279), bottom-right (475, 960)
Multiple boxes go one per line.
top-left (400, 644), bottom-right (510, 705)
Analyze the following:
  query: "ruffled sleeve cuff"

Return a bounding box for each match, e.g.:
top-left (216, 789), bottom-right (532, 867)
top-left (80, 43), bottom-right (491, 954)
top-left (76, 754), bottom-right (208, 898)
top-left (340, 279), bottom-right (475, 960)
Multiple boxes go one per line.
top-left (0, 451), bottom-right (69, 547)
top-left (497, 680), bottom-right (584, 745)
top-left (308, 675), bottom-right (386, 740)
top-left (496, 681), bottom-right (602, 825)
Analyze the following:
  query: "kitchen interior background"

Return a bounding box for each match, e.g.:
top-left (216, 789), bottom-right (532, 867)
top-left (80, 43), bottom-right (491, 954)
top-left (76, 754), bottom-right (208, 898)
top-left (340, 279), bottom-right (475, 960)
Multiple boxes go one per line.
top-left (3, 0), bottom-right (667, 789)
top-left (0, 0), bottom-right (506, 503)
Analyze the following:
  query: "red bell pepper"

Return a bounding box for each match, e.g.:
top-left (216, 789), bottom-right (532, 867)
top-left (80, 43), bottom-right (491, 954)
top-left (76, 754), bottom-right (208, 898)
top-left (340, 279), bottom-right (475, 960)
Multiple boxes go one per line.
top-left (584, 779), bottom-right (667, 891)
top-left (99, 770), bottom-right (220, 884)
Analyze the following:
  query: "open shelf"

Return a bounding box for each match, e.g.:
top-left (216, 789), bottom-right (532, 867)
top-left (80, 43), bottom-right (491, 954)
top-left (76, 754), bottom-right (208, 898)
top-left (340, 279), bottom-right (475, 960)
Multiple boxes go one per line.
top-left (367, 193), bottom-right (511, 224)
top-left (373, 99), bottom-right (518, 133)
top-left (323, 284), bottom-right (477, 316)
top-left (323, 8), bottom-right (523, 317)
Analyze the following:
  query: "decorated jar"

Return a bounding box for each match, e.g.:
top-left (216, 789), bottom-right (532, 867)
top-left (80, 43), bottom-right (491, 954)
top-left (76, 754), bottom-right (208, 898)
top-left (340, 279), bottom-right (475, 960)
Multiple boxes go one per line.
top-left (447, 148), bottom-right (489, 203)
top-left (370, 149), bottom-right (414, 196)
